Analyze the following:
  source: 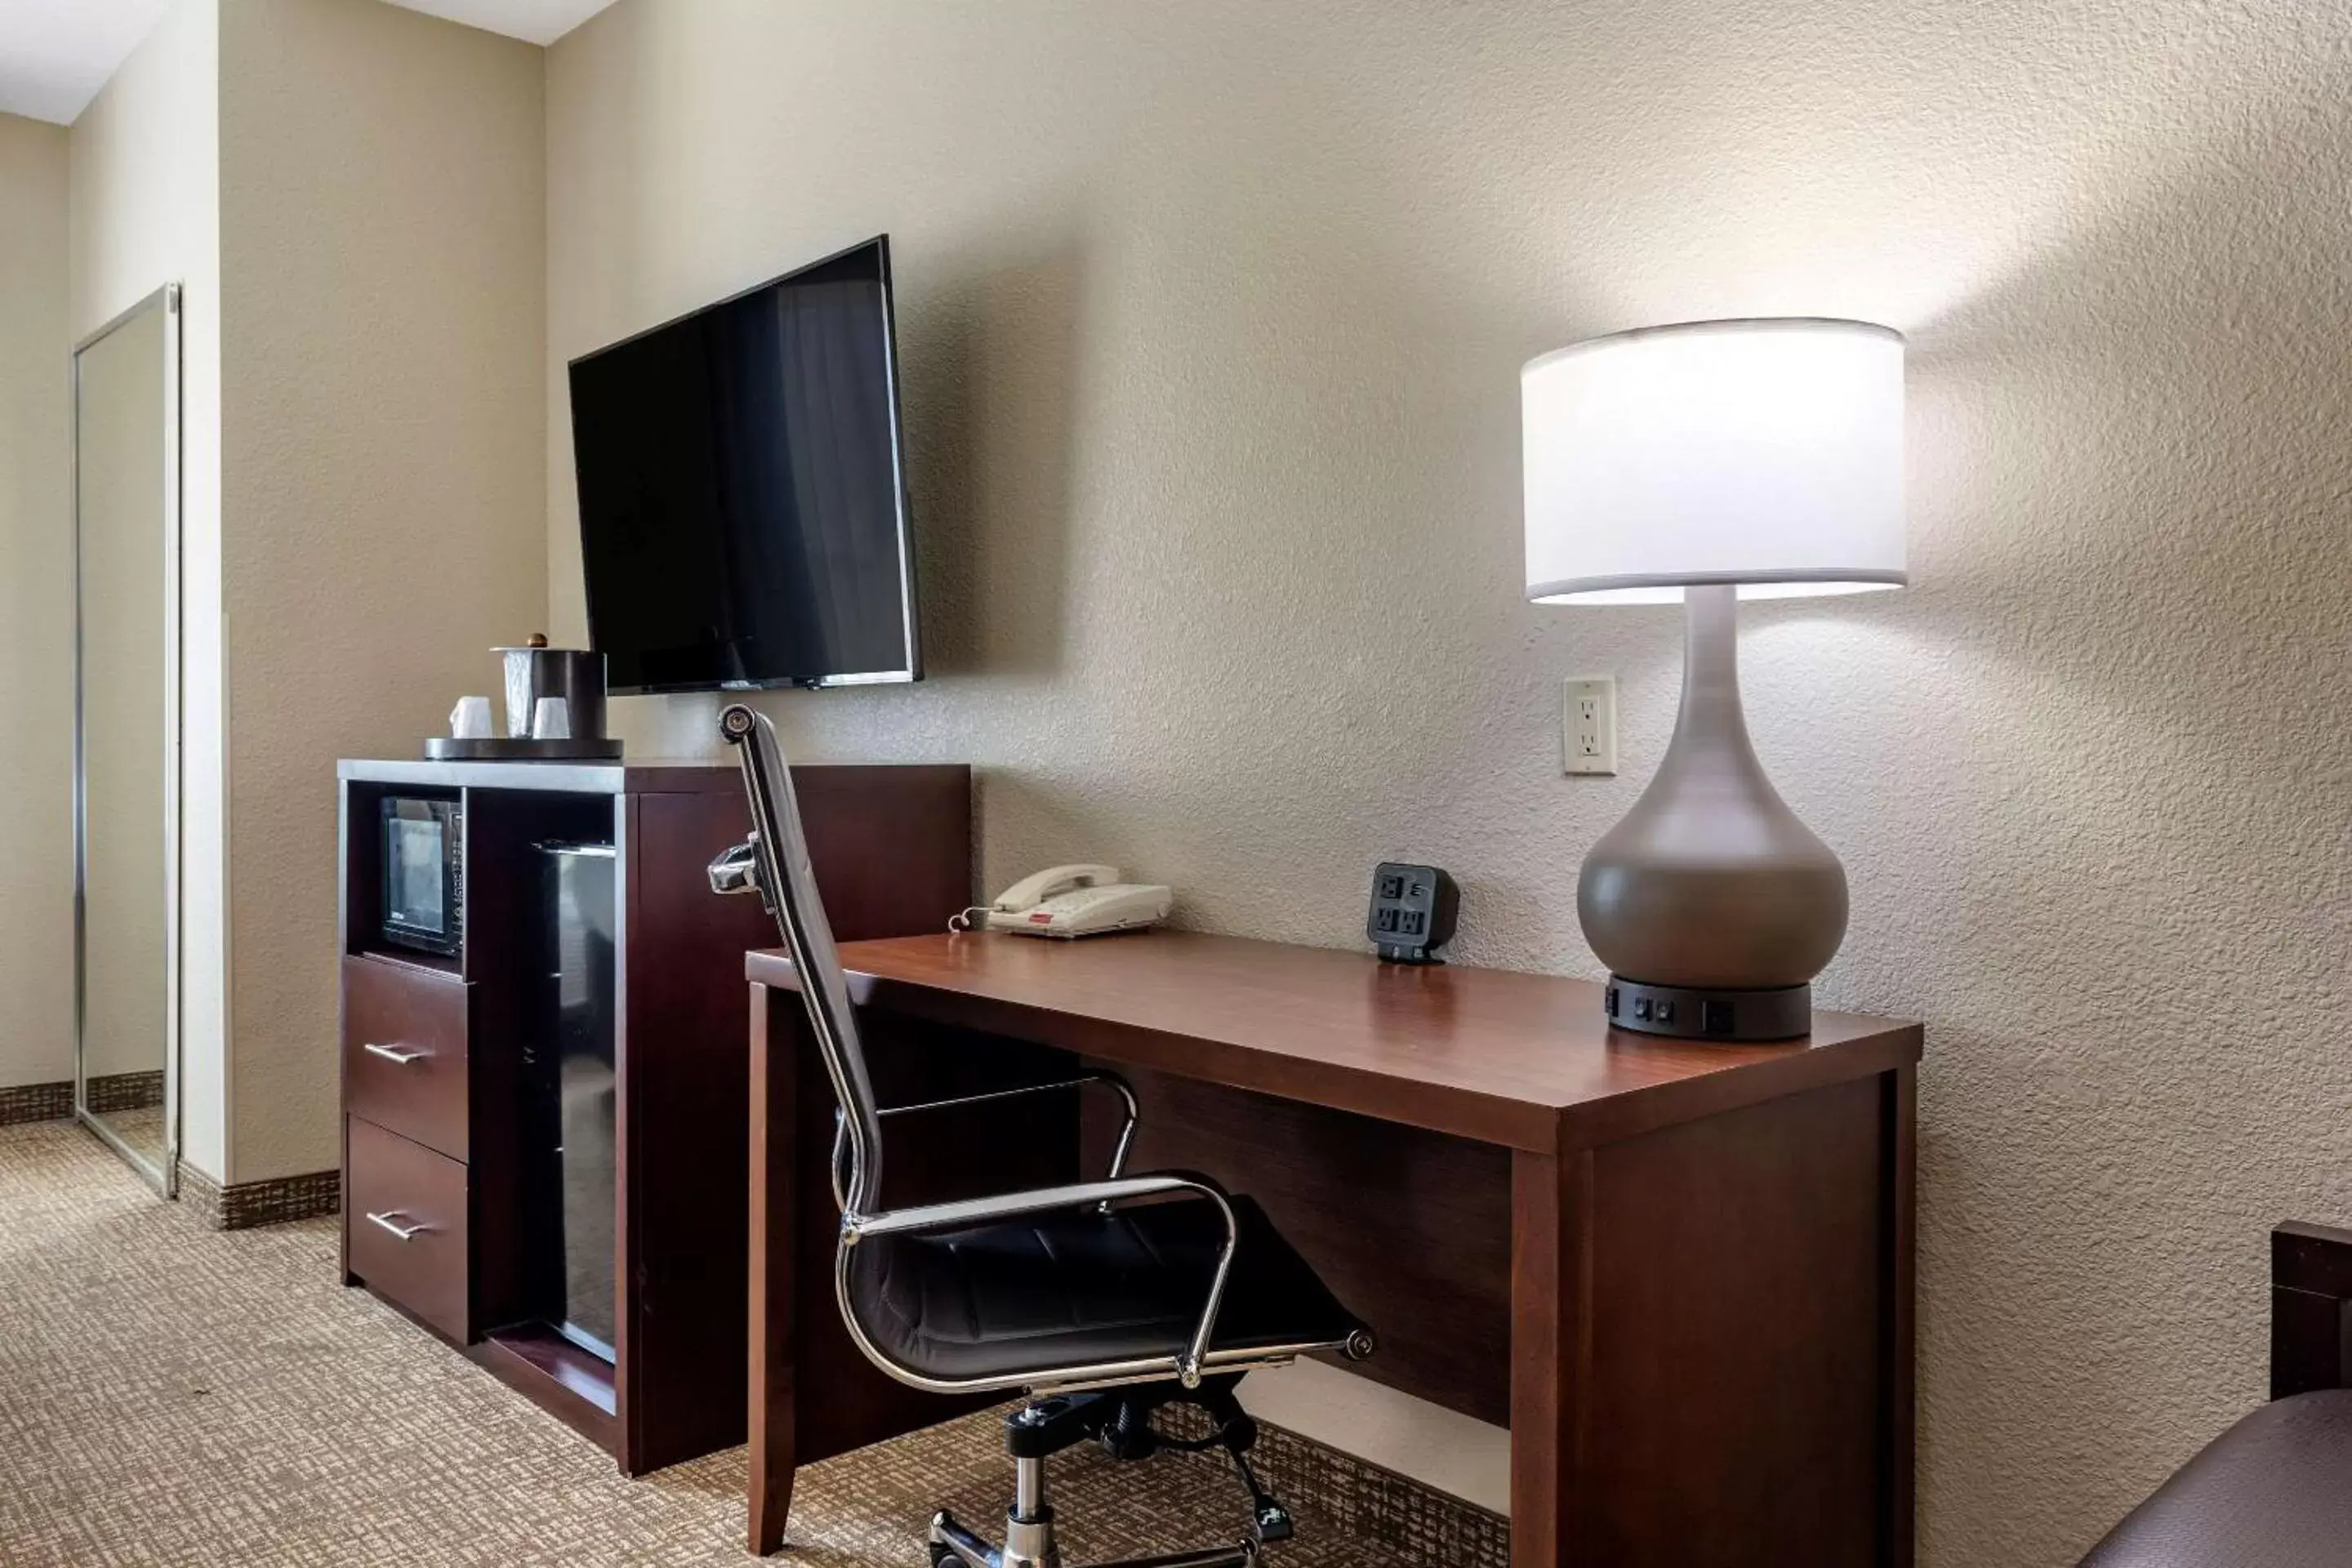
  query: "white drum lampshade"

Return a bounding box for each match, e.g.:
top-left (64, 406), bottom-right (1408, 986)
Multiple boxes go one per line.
top-left (1521, 318), bottom-right (1907, 1041)
top-left (1523, 318), bottom-right (1905, 604)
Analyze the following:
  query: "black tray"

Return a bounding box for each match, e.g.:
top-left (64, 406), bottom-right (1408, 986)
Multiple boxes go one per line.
top-left (423, 737), bottom-right (624, 762)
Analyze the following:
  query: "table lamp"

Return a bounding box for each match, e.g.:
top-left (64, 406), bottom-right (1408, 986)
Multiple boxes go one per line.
top-left (1522, 318), bottom-right (1905, 1040)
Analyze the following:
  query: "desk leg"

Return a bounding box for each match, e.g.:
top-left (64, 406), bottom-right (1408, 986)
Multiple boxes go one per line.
top-left (1884, 1063), bottom-right (1917, 1566)
top-left (1511, 1146), bottom-right (1589, 1567)
top-left (749, 984), bottom-right (797, 1556)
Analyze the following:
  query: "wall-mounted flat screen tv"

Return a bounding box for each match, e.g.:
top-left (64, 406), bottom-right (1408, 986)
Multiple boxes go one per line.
top-left (568, 235), bottom-right (920, 693)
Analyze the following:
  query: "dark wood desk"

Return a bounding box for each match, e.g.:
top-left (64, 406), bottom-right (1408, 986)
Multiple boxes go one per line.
top-left (746, 932), bottom-right (1922, 1566)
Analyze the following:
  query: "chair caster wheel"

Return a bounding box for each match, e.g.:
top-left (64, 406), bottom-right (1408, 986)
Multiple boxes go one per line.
top-left (927, 1508), bottom-right (964, 1566)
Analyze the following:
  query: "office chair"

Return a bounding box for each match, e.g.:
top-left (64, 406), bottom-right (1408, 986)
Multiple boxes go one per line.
top-left (712, 705), bottom-right (1374, 1568)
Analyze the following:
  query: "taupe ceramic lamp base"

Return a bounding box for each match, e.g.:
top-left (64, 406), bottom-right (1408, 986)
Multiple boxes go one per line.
top-left (1578, 586), bottom-right (1845, 1040)
top-left (1521, 318), bottom-right (1907, 1041)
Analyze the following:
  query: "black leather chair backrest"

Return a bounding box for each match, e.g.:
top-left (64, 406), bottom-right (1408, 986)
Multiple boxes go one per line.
top-left (719, 704), bottom-right (887, 1216)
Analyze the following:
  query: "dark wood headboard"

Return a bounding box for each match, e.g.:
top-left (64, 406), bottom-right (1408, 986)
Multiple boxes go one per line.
top-left (2272, 1220), bottom-right (2352, 1398)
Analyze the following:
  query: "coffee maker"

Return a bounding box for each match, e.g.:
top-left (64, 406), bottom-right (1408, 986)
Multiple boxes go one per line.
top-left (496, 635), bottom-right (608, 746)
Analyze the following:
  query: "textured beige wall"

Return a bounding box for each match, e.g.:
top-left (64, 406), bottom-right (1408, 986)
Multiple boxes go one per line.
top-left (218, 0), bottom-right (546, 1183)
top-left (67, 0), bottom-right (224, 1179)
top-left (0, 113), bottom-right (73, 1092)
top-left (547, 2), bottom-right (2352, 1560)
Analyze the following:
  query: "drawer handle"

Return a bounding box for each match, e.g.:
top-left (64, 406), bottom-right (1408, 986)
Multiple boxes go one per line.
top-left (363, 1042), bottom-right (428, 1065)
top-left (365, 1209), bottom-right (431, 1242)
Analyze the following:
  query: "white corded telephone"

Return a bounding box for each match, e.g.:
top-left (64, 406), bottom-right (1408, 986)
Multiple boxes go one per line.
top-left (953, 864), bottom-right (1174, 939)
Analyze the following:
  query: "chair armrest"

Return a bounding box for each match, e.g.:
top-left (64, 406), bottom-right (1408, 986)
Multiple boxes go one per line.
top-left (880, 1072), bottom-right (1141, 1178)
top-left (2274, 1220), bottom-right (2352, 1398)
top-left (828, 1072), bottom-right (1143, 1212)
top-left (844, 1172), bottom-right (1240, 1388)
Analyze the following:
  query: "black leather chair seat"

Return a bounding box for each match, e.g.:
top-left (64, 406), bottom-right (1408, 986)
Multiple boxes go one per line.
top-left (848, 1190), bottom-right (1365, 1383)
top-left (2079, 1390), bottom-right (2352, 1566)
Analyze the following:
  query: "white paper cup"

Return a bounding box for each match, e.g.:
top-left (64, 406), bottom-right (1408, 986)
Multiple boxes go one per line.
top-left (450, 696), bottom-right (495, 739)
top-left (531, 696), bottom-right (572, 741)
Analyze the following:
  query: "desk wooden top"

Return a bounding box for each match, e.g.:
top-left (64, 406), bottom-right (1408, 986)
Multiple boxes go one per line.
top-left (747, 931), bottom-right (1922, 1153)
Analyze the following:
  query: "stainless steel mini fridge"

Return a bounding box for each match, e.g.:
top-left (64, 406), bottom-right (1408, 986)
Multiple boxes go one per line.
top-left (542, 841), bottom-right (617, 1361)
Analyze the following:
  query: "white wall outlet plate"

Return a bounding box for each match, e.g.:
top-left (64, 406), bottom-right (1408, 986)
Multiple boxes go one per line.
top-left (1563, 675), bottom-right (1616, 776)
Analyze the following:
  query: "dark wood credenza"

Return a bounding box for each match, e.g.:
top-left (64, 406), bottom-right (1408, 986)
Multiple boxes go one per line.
top-left (336, 758), bottom-right (968, 1475)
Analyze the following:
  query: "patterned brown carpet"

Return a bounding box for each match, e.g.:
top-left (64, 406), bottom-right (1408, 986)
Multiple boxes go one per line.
top-left (0, 1121), bottom-right (1411, 1567)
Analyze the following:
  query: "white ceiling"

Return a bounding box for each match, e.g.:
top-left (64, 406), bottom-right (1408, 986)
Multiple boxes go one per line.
top-left (375, 0), bottom-right (617, 48)
top-left (0, 0), bottom-right (169, 124)
top-left (0, 0), bottom-right (617, 125)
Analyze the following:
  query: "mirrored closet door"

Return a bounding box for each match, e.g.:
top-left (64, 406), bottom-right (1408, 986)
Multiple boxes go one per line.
top-left (74, 285), bottom-right (180, 1196)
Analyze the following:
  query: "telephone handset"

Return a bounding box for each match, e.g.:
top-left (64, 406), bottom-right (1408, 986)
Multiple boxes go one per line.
top-left (953, 863), bottom-right (1174, 939)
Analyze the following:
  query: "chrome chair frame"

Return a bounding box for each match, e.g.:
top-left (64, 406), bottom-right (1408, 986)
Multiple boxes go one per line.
top-left (715, 704), bottom-right (1370, 1567)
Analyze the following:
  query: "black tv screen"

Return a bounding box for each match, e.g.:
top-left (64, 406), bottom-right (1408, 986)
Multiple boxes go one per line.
top-left (568, 236), bottom-right (920, 693)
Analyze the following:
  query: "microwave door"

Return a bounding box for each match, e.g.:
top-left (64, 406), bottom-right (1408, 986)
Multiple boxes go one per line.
top-left (387, 819), bottom-right (443, 931)
top-left (381, 798), bottom-right (462, 956)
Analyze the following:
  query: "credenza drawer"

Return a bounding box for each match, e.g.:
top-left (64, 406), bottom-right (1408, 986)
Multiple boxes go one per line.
top-left (343, 955), bottom-right (469, 1162)
top-left (346, 1116), bottom-right (470, 1341)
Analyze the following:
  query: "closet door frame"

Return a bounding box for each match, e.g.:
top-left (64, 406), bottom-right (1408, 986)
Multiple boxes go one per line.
top-left (72, 283), bottom-right (181, 1198)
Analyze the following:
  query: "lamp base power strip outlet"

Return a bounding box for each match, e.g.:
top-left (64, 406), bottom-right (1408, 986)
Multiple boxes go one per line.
top-left (1604, 978), bottom-right (1811, 1042)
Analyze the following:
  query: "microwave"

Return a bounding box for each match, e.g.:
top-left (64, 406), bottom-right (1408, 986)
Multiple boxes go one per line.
top-left (381, 796), bottom-right (464, 957)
